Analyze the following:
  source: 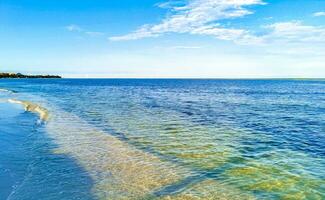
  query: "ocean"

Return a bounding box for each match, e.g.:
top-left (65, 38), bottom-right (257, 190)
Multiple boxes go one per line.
top-left (0, 79), bottom-right (324, 199)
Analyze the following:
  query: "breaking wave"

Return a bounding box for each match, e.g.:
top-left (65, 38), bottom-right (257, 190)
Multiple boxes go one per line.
top-left (8, 99), bottom-right (49, 121)
top-left (0, 88), bottom-right (16, 93)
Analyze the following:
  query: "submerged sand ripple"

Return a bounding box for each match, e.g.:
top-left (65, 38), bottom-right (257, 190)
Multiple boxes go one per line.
top-left (45, 108), bottom-right (255, 200)
top-left (47, 109), bottom-right (184, 199)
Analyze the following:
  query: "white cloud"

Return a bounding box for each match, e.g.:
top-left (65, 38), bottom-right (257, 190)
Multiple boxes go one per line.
top-left (156, 0), bottom-right (186, 9)
top-left (66, 25), bottom-right (105, 37)
top-left (109, 0), bottom-right (325, 53)
top-left (66, 24), bottom-right (82, 32)
top-left (259, 21), bottom-right (325, 57)
top-left (190, 24), bottom-right (264, 44)
top-left (85, 31), bottom-right (105, 36)
top-left (109, 25), bottom-right (160, 41)
top-left (313, 12), bottom-right (325, 17)
top-left (264, 21), bottom-right (325, 43)
top-left (109, 0), bottom-right (265, 41)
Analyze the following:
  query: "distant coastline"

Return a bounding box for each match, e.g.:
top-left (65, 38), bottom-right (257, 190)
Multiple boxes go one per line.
top-left (0, 73), bottom-right (61, 79)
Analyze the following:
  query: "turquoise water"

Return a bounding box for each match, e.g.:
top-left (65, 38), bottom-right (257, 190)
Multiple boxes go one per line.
top-left (0, 79), bottom-right (324, 199)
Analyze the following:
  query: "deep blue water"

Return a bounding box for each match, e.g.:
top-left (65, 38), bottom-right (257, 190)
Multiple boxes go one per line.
top-left (0, 79), bottom-right (324, 199)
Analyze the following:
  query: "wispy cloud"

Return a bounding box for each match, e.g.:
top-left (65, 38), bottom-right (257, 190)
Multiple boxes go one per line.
top-left (109, 0), bottom-right (265, 42)
top-left (156, 0), bottom-right (186, 9)
top-left (260, 21), bottom-right (325, 56)
top-left (109, 1), bottom-right (325, 48)
top-left (66, 24), bottom-right (82, 32)
top-left (85, 31), bottom-right (105, 37)
top-left (66, 25), bottom-right (104, 37)
top-left (313, 11), bottom-right (325, 17)
top-left (264, 21), bottom-right (325, 43)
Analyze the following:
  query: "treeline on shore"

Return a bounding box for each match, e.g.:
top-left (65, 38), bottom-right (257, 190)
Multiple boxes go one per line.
top-left (0, 73), bottom-right (61, 79)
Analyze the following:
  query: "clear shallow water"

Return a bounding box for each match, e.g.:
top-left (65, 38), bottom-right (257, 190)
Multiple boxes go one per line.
top-left (0, 79), bottom-right (324, 199)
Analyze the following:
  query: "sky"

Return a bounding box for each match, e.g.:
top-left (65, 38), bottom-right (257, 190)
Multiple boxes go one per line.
top-left (1, 0), bottom-right (325, 78)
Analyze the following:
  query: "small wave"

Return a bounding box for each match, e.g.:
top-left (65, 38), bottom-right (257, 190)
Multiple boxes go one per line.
top-left (0, 88), bottom-right (16, 93)
top-left (8, 99), bottom-right (49, 121)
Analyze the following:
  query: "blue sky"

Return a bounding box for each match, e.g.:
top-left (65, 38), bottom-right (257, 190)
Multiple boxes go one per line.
top-left (1, 0), bottom-right (325, 78)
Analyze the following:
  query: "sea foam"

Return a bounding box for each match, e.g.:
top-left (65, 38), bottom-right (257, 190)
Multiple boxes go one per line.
top-left (0, 88), bottom-right (16, 93)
